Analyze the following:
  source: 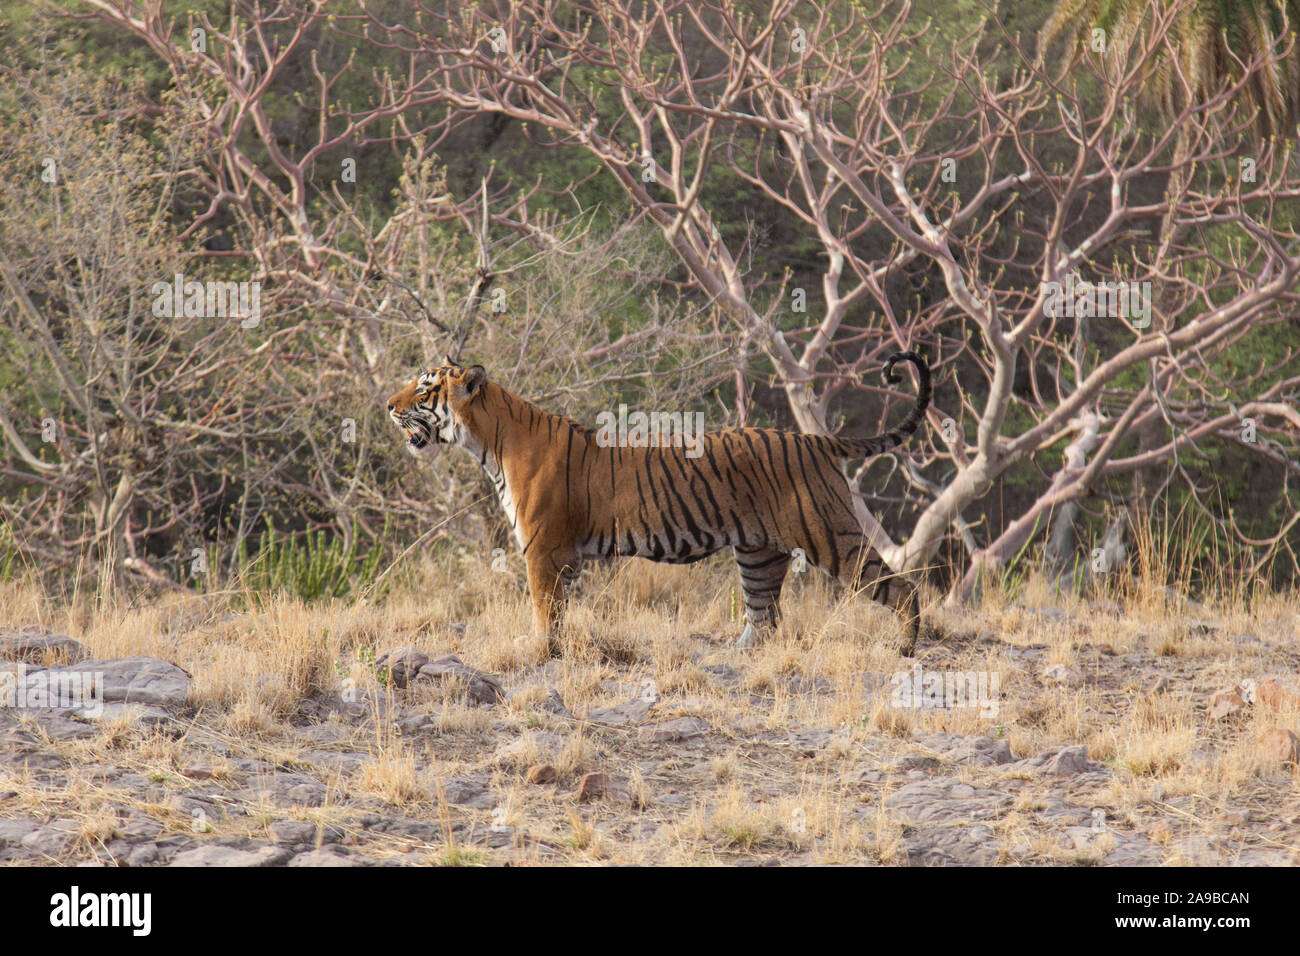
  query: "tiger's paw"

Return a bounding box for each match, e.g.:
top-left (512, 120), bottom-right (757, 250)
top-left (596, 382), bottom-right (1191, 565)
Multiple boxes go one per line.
top-left (734, 622), bottom-right (760, 648)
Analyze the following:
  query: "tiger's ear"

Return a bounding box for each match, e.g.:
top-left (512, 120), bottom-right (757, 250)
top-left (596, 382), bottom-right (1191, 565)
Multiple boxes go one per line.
top-left (463, 364), bottom-right (487, 396)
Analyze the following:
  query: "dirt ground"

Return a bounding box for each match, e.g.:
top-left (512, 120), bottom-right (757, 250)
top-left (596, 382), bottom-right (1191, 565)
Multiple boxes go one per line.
top-left (1, 559), bottom-right (1298, 866)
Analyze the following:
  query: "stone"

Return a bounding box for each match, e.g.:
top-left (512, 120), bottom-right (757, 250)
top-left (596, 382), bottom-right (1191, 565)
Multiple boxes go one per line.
top-left (374, 647), bottom-right (429, 688)
top-left (542, 689), bottom-right (573, 717)
top-left (85, 702), bottom-right (173, 728)
top-left (702, 663), bottom-right (742, 686)
top-left (302, 749), bottom-right (368, 774)
top-left (903, 823), bottom-right (1000, 866)
top-left (918, 733), bottom-right (1015, 767)
top-left (1006, 745), bottom-right (1103, 776)
top-left (0, 632), bottom-right (87, 665)
top-left (414, 655), bottom-right (504, 705)
top-left (1173, 834), bottom-right (1223, 865)
top-left (638, 716), bottom-right (709, 743)
top-left (125, 844), bottom-right (161, 867)
top-left (526, 764), bottom-right (558, 785)
top-left (1257, 728), bottom-right (1300, 765)
top-left (786, 728), bottom-right (843, 756)
top-left (1208, 690), bottom-right (1245, 720)
top-left (1041, 664), bottom-right (1081, 687)
top-left (19, 820), bottom-right (81, 858)
top-left (786, 675), bottom-right (832, 695)
top-left (289, 847), bottom-right (363, 867)
top-left (0, 817), bottom-right (39, 848)
top-left (169, 844), bottom-right (291, 867)
top-left (586, 697), bottom-right (656, 725)
top-left (1253, 678), bottom-right (1298, 711)
top-left (576, 772), bottom-right (625, 802)
top-left (885, 779), bottom-right (992, 821)
top-left (438, 776), bottom-right (492, 807)
top-left (269, 820), bottom-right (320, 845)
top-left (30, 657), bottom-right (191, 709)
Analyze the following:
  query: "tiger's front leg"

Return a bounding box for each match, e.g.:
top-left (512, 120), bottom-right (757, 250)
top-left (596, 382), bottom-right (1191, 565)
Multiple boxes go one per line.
top-left (732, 546), bottom-right (792, 648)
top-left (525, 548), bottom-right (581, 654)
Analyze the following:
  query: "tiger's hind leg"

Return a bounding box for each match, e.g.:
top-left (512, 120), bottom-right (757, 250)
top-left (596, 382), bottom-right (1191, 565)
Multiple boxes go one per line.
top-left (732, 546), bottom-right (792, 648)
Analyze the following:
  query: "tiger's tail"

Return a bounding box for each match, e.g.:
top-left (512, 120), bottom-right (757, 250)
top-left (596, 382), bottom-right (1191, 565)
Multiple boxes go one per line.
top-left (827, 351), bottom-right (931, 459)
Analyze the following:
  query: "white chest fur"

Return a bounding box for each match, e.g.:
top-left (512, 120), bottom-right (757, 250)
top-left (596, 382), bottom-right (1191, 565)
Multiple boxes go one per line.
top-left (461, 430), bottom-right (523, 548)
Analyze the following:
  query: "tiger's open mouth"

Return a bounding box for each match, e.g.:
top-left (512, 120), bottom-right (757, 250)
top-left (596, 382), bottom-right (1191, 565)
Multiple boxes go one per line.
top-left (395, 416), bottom-right (434, 449)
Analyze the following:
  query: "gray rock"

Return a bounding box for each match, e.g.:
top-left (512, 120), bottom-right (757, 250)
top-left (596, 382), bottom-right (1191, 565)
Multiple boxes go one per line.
top-left (0, 816), bottom-right (39, 848)
top-left (1104, 834), bottom-right (1164, 866)
top-left (269, 820), bottom-right (319, 845)
top-left (918, 733), bottom-right (1015, 767)
top-left (280, 781), bottom-right (328, 808)
top-left (786, 728), bottom-right (844, 756)
top-left (1006, 745), bottom-right (1104, 776)
top-left (786, 675), bottom-right (832, 695)
top-left (904, 822), bottom-right (1000, 866)
top-left (374, 647), bottom-right (429, 688)
top-left (83, 702), bottom-right (173, 728)
top-left (0, 632), bottom-right (87, 665)
top-left (125, 843), bottom-right (161, 867)
top-left (1173, 834), bottom-right (1224, 865)
top-left (289, 847), bottom-right (364, 867)
top-left (298, 724), bottom-right (351, 744)
top-left (1041, 664), bottom-right (1082, 687)
top-left (394, 713), bottom-right (437, 734)
top-left (28, 710), bottom-right (98, 741)
top-left (638, 716), bottom-right (709, 743)
top-left (19, 820), bottom-right (81, 858)
top-left (540, 688), bottom-right (574, 718)
top-left (302, 749), bottom-right (368, 773)
top-left (587, 697), bottom-right (656, 725)
top-left (886, 777), bottom-right (1013, 826)
top-left (169, 844), bottom-right (291, 867)
top-left (702, 663), bottom-right (742, 686)
top-left (414, 655), bottom-right (504, 705)
top-left (438, 776), bottom-right (493, 807)
top-left (28, 656), bottom-right (191, 709)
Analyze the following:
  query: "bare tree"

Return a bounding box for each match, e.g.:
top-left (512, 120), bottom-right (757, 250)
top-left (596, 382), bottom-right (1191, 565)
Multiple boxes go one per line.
top-left (328, 0), bottom-right (1300, 597)
top-left (2, 12), bottom-right (730, 577)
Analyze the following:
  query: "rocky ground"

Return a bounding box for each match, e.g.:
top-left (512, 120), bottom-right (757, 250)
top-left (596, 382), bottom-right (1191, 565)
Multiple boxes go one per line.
top-left (1, 572), bottom-right (1298, 866)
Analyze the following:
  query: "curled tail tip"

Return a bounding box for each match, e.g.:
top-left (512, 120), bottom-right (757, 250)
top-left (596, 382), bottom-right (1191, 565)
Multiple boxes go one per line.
top-left (882, 350), bottom-right (928, 383)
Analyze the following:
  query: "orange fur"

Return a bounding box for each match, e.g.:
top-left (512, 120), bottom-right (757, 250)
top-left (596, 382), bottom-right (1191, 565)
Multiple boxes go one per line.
top-left (388, 354), bottom-right (930, 652)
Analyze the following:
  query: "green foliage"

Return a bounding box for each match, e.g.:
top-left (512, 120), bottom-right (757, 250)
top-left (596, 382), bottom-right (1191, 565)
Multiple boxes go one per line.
top-left (0, 522), bottom-right (21, 582)
top-left (236, 518), bottom-right (385, 603)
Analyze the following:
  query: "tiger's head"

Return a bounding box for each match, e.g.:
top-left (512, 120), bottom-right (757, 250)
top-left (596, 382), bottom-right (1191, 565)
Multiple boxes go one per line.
top-left (386, 359), bottom-right (488, 454)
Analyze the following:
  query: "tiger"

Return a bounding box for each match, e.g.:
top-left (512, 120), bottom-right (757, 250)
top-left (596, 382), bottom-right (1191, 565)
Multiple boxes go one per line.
top-left (387, 351), bottom-right (931, 653)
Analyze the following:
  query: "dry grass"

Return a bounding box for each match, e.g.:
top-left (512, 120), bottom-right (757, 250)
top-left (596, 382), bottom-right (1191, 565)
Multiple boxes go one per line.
top-left (1, 535), bottom-right (1298, 866)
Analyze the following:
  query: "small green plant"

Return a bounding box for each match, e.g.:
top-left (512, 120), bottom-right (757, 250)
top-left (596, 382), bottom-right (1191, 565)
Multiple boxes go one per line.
top-left (0, 521), bottom-right (23, 581)
top-left (237, 517), bottom-right (385, 602)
